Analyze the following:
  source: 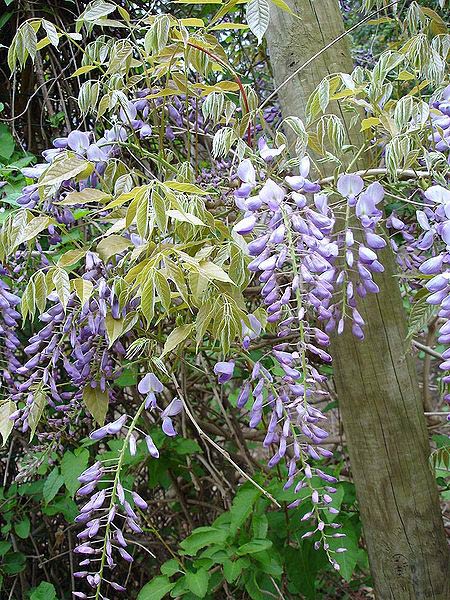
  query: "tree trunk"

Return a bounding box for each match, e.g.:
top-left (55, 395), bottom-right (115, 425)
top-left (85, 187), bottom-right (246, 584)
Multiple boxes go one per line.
top-left (265, 2), bottom-right (450, 599)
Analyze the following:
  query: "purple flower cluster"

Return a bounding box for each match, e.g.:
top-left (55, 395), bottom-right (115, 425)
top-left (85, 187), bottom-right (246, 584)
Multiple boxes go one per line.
top-left (0, 277), bottom-right (21, 393)
top-left (413, 185), bottom-right (450, 407)
top-left (429, 85), bottom-right (450, 153)
top-left (72, 372), bottom-right (183, 596)
top-left (216, 142), bottom-right (389, 562)
top-left (9, 253), bottom-right (129, 437)
top-left (73, 416), bottom-right (148, 597)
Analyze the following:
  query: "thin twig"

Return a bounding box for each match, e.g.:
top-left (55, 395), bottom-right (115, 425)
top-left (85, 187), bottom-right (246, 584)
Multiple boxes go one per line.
top-left (413, 340), bottom-right (443, 360)
top-left (171, 373), bottom-right (281, 507)
top-left (319, 168), bottom-right (430, 186)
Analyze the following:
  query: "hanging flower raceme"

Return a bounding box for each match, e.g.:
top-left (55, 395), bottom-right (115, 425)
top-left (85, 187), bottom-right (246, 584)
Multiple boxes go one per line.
top-left (72, 371), bottom-right (182, 596)
top-left (213, 142), bottom-right (390, 563)
top-left (0, 276), bottom-right (22, 393)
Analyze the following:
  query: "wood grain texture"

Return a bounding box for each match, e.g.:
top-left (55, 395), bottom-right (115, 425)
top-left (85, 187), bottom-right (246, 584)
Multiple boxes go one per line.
top-left (266, 2), bottom-right (450, 598)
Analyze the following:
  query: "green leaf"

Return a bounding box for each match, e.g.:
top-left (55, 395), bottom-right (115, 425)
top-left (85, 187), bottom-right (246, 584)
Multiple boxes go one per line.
top-left (57, 187), bottom-right (110, 206)
top-left (29, 388), bottom-right (46, 438)
top-left (17, 216), bottom-right (54, 245)
top-left (361, 117), bottom-right (381, 131)
top-left (230, 485), bottom-right (261, 535)
top-left (96, 235), bottom-right (131, 263)
top-left (3, 551), bottom-right (26, 575)
top-left (61, 448), bottom-right (89, 497)
top-left (180, 527), bottom-right (227, 556)
top-left (58, 249), bottom-right (87, 268)
top-left (251, 513), bottom-right (268, 539)
top-left (161, 559), bottom-right (181, 577)
top-left (165, 181), bottom-right (208, 195)
top-left (223, 559), bottom-right (243, 583)
top-left (82, 386), bottom-right (109, 426)
top-left (155, 272), bottom-right (171, 311)
top-left (141, 278), bottom-right (155, 327)
top-left (246, 0), bottom-right (270, 44)
top-left (14, 516), bottom-right (30, 539)
top-left (81, 0), bottom-right (116, 22)
top-left (30, 582), bottom-right (57, 600)
top-left (152, 190), bottom-right (168, 233)
top-left (236, 539), bottom-right (272, 555)
top-left (269, 0), bottom-right (294, 14)
top-left (71, 65), bottom-right (97, 77)
top-left (166, 209), bottom-right (205, 226)
top-left (43, 467), bottom-right (64, 504)
top-left (161, 324), bottom-right (193, 358)
top-left (42, 20), bottom-right (59, 47)
top-left (0, 124), bottom-right (15, 159)
top-left (137, 576), bottom-right (175, 600)
top-left (185, 569), bottom-right (209, 598)
top-left (197, 261), bottom-right (233, 283)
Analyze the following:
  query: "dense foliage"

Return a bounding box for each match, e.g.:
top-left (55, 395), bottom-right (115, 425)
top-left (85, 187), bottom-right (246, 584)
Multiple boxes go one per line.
top-left (0, 1), bottom-right (449, 599)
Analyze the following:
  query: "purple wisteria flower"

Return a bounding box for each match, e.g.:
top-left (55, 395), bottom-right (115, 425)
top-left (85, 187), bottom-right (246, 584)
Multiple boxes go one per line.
top-left (213, 361), bottom-right (235, 383)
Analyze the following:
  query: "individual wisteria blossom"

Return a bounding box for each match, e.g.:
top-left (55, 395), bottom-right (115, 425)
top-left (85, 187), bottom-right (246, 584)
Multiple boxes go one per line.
top-left (137, 372), bottom-right (184, 436)
top-left (213, 361), bottom-right (235, 384)
top-left (258, 137), bottom-right (286, 161)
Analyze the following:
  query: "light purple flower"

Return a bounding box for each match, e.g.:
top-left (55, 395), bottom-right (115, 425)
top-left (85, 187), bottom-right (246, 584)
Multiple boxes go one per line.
top-left (234, 215), bottom-right (256, 235)
top-left (162, 416), bottom-right (177, 436)
top-left (259, 179), bottom-right (285, 210)
top-left (258, 137), bottom-right (285, 161)
top-left (67, 131), bottom-right (91, 154)
top-left (161, 397), bottom-right (183, 418)
top-left (213, 360), bottom-right (235, 384)
top-left (337, 174), bottom-right (364, 198)
top-left (138, 373), bottom-right (163, 394)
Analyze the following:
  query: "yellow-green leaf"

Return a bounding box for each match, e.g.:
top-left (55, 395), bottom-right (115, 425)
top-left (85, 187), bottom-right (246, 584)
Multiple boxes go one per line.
top-left (397, 70), bottom-right (415, 81)
top-left (165, 181), bottom-right (209, 195)
top-left (52, 268), bottom-right (71, 310)
top-left (57, 188), bottom-right (110, 205)
top-left (58, 249), bottom-right (87, 268)
top-left (17, 216), bottom-right (54, 244)
top-left (141, 278), bottom-right (155, 326)
top-left (96, 235), bottom-right (131, 263)
top-left (161, 324), bottom-right (194, 358)
top-left (167, 209), bottom-right (205, 226)
top-left (361, 117), bottom-right (381, 131)
top-left (0, 400), bottom-right (15, 445)
top-left (210, 23), bottom-right (249, 30)
top-left (83, 386), bottom-right (108, 426)
top-left (179, 18), bottom-right (205, 27)
top-left (269, 0), bottom-right (295, 16)
top-left (29, 388), bottom-right (46, 439)
top-left (155, 272), bottom-right (171, 311)
top-left (38, 155), bottom-right (91, 188)
top-left (105, 313), bottom-right (124, 346)
top-left (71, 65), bottom-right (97, 77)
top-left (72, 278), bottom-right (94, 306)
top-left (198, 261), bottom-right (233, 283)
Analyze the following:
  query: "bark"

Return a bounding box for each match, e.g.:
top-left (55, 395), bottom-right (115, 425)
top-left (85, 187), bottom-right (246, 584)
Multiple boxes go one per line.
top-left (265, 2), bottom-right (450, 599)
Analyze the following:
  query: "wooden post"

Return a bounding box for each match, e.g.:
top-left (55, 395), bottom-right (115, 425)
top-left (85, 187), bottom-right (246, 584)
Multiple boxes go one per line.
top-left (265, 2), bottom-right (450, 598)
